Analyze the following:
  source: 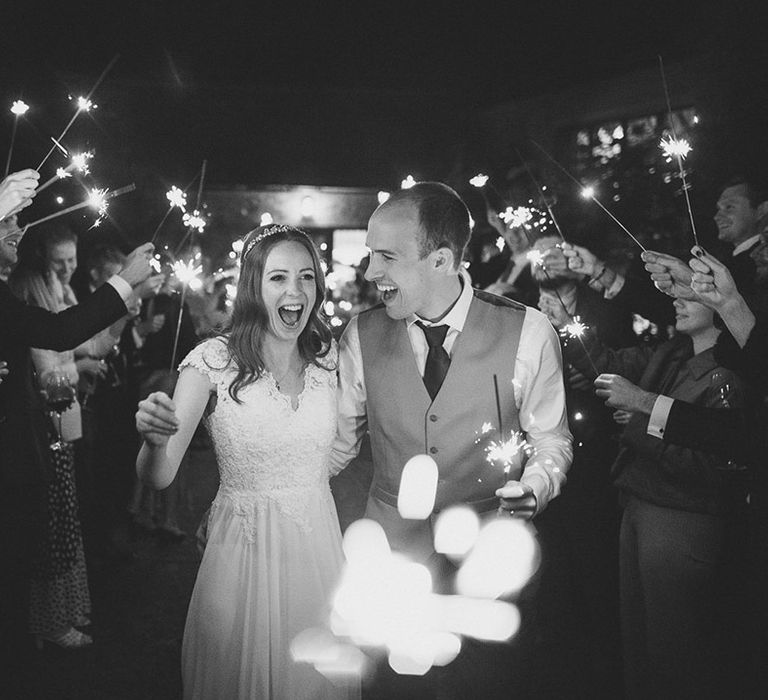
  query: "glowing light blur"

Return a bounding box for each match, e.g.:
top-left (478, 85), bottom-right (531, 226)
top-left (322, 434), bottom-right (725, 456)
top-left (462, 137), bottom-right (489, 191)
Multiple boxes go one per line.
top-left (469, 174), bottom-right (489, 188)
top-left (397, 455), bottom-right (439, 519)
top-left (433, 506), bottom-right (480, 558)
top-left (377, 191), bottom-right (391, 204)
top-left (260, 212), bottom-right (274, 226)
top-left (182, 209), bottom-right (206, 233)
top-left (581, 186), bottom-right (595, 199)
top-left (456, 519), bottom-right (539, 599)
top-left (401, 175), bottom-right (416, 190)
top-left (10, 100), bottom-right (29, 116)
top-left (526, 249), bottom-right (545, 268)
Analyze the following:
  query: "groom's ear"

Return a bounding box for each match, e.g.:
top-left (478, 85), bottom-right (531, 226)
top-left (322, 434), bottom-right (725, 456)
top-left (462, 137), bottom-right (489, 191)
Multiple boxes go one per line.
top-left (431, 246), bottom-right (455, 273)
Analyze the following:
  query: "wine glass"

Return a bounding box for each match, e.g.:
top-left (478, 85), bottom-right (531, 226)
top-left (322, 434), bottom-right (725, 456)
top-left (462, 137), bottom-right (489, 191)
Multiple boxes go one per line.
top-left (44, 371), bottom-right (76, 451)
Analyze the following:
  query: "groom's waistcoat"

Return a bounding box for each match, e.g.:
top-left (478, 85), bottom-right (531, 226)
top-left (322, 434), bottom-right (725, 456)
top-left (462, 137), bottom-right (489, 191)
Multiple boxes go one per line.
top-left (358, 290), bottom-right (526, 560)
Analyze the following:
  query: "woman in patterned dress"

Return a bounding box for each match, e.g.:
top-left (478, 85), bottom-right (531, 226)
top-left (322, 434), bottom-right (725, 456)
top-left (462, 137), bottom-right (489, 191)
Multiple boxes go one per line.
top-left (136, 225), bottom-right (359, 700)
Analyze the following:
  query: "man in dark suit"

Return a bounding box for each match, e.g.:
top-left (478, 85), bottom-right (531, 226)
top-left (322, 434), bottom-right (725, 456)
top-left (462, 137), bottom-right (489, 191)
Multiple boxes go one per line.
top-left (0, 197), bottom-right (153, 695)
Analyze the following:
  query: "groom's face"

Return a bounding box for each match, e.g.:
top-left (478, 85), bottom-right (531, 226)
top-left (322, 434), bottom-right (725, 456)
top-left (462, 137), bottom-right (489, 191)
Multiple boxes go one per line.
top-left (365, 202), bottom-right (435, 320)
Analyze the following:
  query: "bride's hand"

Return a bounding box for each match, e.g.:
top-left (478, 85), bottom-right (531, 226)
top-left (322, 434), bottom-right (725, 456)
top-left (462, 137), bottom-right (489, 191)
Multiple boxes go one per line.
top-left (136, 391), bottom-right (179, 446)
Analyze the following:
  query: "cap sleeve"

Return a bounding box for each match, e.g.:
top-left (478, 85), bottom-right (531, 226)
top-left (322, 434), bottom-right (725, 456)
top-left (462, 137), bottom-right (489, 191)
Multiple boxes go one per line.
top-left (178, 337), bottom-right (232, 387)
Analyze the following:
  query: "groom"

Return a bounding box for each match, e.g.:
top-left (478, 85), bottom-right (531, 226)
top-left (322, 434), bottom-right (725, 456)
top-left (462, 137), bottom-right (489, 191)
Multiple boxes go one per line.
top-left (330, 181), bottom-right (572, 699)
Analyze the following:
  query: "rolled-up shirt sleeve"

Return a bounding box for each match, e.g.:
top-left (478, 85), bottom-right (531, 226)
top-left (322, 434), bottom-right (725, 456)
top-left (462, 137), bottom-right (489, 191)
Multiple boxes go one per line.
top-left (516, 309), bottom-right (573, 511)
top-left (329, 316), bottom-right (368, 476)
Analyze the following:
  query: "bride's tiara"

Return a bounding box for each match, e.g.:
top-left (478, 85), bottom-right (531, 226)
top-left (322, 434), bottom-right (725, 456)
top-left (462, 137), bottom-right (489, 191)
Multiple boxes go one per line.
top-left (242, 224), bottom-right (295, 258)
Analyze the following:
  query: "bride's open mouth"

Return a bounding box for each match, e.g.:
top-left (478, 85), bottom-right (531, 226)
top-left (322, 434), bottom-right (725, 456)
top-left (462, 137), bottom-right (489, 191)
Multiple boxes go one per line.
top-left (277, 304), bottom-right (304, 327)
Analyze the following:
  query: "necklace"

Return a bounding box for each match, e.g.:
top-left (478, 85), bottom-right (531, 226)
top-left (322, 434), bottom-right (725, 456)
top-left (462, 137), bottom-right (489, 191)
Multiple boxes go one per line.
top-left (271, 357), bottom-right (304, 391)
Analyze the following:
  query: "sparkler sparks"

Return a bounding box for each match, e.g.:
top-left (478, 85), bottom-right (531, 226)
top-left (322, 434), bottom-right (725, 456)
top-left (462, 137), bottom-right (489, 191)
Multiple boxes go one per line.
top-left (660, 135), bottom-right (692, 161)
top-left (580, 186), bottom-right (595, 199)
top-left (469, 174), bottom-right (489, 188)
top-left (562, 316), bottom-right (588, 339)
top-left (87, 187), bottom-right (109, 217)
top-left (182, 209), bottom-right (206, 233)
top-left (71, 151), bottom-right (93, 174)
top-left (72, 95), bottom-right (97, 112)
top-left (500, 206), bottom-right (533, 229)
top-left (166, 186), bottom-right (187, 212)
top-left (55, 167), bottom-right (71, 180)
top-left (485, 431), bottom-right (529, 475)
top-left (171, 259), bottom-right (203, 286)
top-left (526, 249), bottom-right (545, 267)
top-left (10, 100), bottom-right (29, 116)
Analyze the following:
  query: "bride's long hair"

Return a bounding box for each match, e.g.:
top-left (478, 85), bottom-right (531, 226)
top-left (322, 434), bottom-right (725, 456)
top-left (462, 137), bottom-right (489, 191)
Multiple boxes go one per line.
top-left (222, 224), bottom-right (333, 402)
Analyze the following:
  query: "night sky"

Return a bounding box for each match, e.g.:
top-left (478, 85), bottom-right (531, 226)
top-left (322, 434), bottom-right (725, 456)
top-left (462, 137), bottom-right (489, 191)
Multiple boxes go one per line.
top-left (2, 1), bottom-right (764, 244)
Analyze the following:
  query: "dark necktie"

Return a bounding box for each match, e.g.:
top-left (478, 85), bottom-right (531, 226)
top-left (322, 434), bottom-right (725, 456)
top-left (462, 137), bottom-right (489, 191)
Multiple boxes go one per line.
top-left (416, 322), bottom-right (450, 400)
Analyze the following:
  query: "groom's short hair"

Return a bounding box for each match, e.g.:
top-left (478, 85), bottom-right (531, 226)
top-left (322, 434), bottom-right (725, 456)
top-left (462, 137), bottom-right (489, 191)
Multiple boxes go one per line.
top-left (384, 182), bottom-right (471, 267)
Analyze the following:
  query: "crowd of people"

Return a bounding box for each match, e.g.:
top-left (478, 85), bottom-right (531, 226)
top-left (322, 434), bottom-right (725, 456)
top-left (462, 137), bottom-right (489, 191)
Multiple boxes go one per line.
top-left (1, 166), bottom-right (767, 699)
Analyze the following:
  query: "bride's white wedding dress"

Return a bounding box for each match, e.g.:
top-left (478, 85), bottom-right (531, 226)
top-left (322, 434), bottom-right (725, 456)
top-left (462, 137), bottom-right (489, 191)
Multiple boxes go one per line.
top-left (179, 338), bottom-right (358, 700)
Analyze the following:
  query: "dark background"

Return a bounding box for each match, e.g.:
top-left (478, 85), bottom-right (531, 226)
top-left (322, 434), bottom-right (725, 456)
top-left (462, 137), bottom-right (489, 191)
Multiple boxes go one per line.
top-left (2, 0), bottom-right (766, 250)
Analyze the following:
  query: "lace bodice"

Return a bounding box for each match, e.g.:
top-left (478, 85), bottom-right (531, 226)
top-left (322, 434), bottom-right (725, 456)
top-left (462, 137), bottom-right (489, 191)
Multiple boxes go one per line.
top-left (179, 338), bottom-right (338, 534)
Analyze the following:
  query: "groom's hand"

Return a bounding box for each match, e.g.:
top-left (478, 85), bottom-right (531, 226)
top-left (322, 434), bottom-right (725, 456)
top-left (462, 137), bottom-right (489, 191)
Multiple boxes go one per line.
top-left (495, 480), bottom-right (537, 520)
top-left (136, 391), bottom-right (178, 447)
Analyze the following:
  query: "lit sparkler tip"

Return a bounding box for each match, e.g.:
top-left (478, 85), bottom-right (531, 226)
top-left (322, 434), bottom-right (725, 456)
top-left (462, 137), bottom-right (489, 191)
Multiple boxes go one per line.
top-left (71, 151), bottom-right (93, 175)
top-left (659, 135), bottom-right (692, 161)
top-left (87, 187), bottom-right (109, 217)
top-left (561, 316), bottom-right (589, 340)
top-left (73, 95), bottom-right (96, 112)
top-left (525, 249), bottom-right (545, 268)
top-left (166, 186), bottom-right (187, 212)
top-left (171, 259), bottom-right (203, 286)
top-left (56, 167), bottom-right (72, 180)
top-left (500, 206), bottom-right (533, 229)
top-left (484, 431), bottom-right (529, 472)
top-left (150, 257), bottom-right (162, 273)
top-left (11, 100), bottom-right (30, 116)
top-left (469, 174), bottom-right (489, 188)
top-left (580, 186), bottom-right (595, 199)
top-left (182, 209), bottom-right (207, 233)
top-left (401, 175), bottom-right (416, 190)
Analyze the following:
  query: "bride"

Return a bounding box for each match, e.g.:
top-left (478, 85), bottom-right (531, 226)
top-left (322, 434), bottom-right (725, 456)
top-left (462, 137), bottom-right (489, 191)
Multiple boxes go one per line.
top-left (136, 224), bottom-right (358, 700)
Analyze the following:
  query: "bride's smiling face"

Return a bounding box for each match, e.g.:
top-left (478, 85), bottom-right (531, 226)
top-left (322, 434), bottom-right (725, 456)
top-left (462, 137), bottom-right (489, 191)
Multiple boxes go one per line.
top-left (260, 241), bottom-right (317, 341)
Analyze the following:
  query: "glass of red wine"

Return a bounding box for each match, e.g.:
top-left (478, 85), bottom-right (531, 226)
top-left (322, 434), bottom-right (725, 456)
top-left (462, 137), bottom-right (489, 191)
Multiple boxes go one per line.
top-left (44, 371), bottom-right (76, 451)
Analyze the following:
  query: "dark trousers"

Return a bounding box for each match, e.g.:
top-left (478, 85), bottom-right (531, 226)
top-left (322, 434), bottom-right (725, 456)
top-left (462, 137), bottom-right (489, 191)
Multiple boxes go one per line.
top-left (0, 480), bottom-right (46, 698)
top-left (619, 496), bottom-right (728, 700)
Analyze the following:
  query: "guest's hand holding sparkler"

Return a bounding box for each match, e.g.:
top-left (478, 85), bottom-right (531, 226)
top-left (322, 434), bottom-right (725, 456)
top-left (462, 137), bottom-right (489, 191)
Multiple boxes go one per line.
top-left (118, 243), bottom-right (155, 288)
top-left (496, 481), bottom-right (537, 520)
top-left (134, 273), bottom-right (165, 300)
top-left (0, 169), bottom-right (39, 219)
top-left (594, 374), bottom-right (656, 415)
top-left (640, 250), bottom-right (696, 299)
top-left (136, 391), bottom-right (179, 447)
top-left (689, 246), bottom-right (755, 347)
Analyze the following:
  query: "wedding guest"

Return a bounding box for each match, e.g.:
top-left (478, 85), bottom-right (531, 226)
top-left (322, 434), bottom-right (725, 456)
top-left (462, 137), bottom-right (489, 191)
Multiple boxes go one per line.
top-left (0, 208), bottom-right (152, 693)
top-left (564, 293), bottom-right (743, 699)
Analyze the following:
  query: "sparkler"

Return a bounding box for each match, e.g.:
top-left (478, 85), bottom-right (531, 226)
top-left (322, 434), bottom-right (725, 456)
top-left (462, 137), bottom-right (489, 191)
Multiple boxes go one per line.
top-left (5, 100), bottom-right (30, 177)
top-left (514, 147), bottom-right (566, 242)
top-left (22, 182), bottom-right (135, 231)
top-left (172, 160), bottom-right (208, 255)
top-left (36, 54), bottom-right (120, 171)
top-left (562, 316), bottom-right (588, 340)
top-left (531, 139), bottom-right (646, 252)
top-left (169, 258), bottom-right (203, 372)
top-left (166, 185), bottom-right (187, 212)
top-left (659, 135), bottom-right (691, 161)
top-left (658, 55), bottom-right (699, 246)
top-left (469, 173), bottom-right (489, 188)
top-left (485, 431), bottom-right (529, 476)
top-left (36, 151), bottom-right (94, 194)
top-left (500, 205), bottom-right (533, 229)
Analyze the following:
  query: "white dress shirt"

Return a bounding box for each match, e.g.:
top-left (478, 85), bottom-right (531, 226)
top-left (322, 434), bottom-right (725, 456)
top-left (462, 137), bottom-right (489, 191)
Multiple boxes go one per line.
top-left (331, 281), bottom-right (573, 511)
